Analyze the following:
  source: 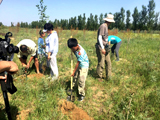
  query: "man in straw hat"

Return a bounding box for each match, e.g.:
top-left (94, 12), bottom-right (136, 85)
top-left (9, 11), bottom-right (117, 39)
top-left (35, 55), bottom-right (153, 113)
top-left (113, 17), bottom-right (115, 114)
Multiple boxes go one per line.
top-left (95, 14), bottom-right (115, 81)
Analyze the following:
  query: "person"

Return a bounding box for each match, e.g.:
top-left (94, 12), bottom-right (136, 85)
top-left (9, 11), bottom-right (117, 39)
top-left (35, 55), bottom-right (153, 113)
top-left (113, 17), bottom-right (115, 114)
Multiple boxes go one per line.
top-left (67, 38), bottom-right (89, 101)
top-left (95, 14), bottom-right (115, 81)
top-left (43, 23), bottom-right (59, 81)
top-left (108, 35), bottom-right (122, 61)
top-left (0, 61), bottom-right (18, 82)
top-left (38, 30), bottom-right (46, 73)
top-left (16, 39), bottom-right (40, 74)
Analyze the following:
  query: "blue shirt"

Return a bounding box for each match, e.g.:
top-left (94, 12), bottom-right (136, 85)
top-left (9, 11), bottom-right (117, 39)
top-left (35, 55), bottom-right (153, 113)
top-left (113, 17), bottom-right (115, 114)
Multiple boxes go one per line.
top-left (108, 35), bottom-right (121, 44)
top-left (74, 45), bottom-right (89, 68)
top-left (45, 31), bottom-right (59, 54)
top-left (38, 37), bottom-right (45, 54)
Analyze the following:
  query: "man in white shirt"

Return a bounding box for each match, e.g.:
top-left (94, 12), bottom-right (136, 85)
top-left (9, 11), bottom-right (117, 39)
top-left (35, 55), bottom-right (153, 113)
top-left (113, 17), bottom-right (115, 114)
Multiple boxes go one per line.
top-left (17, 39), bottom-right (40, 74)
top-left (43, 23), bottom-right (59, 81)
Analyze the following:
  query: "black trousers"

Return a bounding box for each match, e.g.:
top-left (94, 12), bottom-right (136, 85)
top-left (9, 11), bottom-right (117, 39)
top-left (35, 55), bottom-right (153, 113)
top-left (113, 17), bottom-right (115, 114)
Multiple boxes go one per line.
top-left (111, 41), bottom-right (122, 59)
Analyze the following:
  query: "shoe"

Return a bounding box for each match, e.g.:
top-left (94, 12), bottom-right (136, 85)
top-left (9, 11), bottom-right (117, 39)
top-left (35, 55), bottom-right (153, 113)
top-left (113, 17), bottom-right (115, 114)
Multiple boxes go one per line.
top-left (115, 58), bottom-right (119, 61)
top-left (50, 76), bottom-right (58, 82)
top-left (97, 77), bottom-right (104, 82)
top-left (78, 95), bottom-right (85, 101)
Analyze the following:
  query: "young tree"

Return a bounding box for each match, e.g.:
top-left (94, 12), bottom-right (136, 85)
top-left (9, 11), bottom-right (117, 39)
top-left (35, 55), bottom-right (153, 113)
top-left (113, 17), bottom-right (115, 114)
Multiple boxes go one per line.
top-left (78, 15), bottom-right (83, 30)
top-left (153, 12), bottom-right (159, 30)
top-left (99, 13), bottom-right (103, 25)
top-left (86, 17), bottom-right (91, 30)
top-left (119, 7), bottom-right (125, 30)
top-left (147, 0), bottom-right (155, 30)
top-left (0, 22), bottom-right (3, 26)
top-left (126, 10), bottom-right (131, 29)
top-left (89, 13), bottom-right (94, 30)
top-left (132, 7), bottom-right (139, 31)
top-left (114, 12), bottom-right (121, 29)
top-left (36, 0), bottom-right (49, 28)
top-left (104, 13), bottom-right (107, 18)
top-left (138, 5), bottom-right (148, 30)
top-left (82, 13), bottom-right (86, 29)
top-left (94, 15), bottom-right (98, 30)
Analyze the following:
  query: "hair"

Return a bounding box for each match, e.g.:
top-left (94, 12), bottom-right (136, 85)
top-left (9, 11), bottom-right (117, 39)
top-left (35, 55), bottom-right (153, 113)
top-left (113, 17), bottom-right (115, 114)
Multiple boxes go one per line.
top-left (67, 38), bottom-right (78, 48)
top-left (44, 23), bottom-right (54, 31)
top-left (39, 30), bottom-right (44, 35)
top-left (20, 45), bottom-right (27, 52)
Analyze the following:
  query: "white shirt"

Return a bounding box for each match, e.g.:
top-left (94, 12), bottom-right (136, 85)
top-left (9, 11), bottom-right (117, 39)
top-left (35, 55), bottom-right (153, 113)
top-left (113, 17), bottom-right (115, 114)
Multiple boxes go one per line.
top-left (17, 39), bottom-right (37, 58)
top-left (45, 31), bottom-right (58, 54)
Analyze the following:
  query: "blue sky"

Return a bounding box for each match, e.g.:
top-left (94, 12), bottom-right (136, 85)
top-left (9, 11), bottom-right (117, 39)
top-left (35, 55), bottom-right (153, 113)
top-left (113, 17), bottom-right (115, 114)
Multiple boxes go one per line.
top-left (0, 0), bottom-right (160, 26)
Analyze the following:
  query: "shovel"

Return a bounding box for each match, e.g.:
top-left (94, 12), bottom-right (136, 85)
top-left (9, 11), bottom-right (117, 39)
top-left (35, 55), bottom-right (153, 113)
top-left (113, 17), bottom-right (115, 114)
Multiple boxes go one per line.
top-left (67, 50), bottom-right (75, 102)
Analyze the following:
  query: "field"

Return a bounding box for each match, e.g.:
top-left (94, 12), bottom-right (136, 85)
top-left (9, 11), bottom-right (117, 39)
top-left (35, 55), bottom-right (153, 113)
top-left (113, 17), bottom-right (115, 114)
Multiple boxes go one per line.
top-left (0, 26), bottom-right (160, 120)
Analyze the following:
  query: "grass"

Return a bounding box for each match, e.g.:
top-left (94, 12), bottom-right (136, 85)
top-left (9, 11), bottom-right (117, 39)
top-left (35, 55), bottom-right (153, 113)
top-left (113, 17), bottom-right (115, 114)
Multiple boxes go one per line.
top-left (0, 26), bottom-right (160, 120)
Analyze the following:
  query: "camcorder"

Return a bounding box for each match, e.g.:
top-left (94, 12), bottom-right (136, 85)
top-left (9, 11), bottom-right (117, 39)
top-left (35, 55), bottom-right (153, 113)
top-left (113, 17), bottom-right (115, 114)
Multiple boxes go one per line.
top-left (0, 32), bottom-right (18, 120)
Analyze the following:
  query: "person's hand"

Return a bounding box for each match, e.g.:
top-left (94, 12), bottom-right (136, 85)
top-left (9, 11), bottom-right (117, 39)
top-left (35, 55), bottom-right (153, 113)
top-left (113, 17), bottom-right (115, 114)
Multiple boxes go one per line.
top-left (0, 75), bottom-right (7, 83)
top-left (26, 63), bottom-right (30, 69)
top-left (101, 49), bottom-right (106, 55)
top-left (71, 72), bottom-right (75, 77)
top-left (48, 55), bottom-right (51, 60)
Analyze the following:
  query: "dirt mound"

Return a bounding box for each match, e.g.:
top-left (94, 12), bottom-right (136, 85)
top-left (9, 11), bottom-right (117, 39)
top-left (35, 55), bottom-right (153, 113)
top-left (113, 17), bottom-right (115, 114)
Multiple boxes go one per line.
top-left (27, 73), bottom-right (44, 79)
top-left (59, 99), bottom-right (93, 120)
top-left (17, 109), bottom-right (31, 120)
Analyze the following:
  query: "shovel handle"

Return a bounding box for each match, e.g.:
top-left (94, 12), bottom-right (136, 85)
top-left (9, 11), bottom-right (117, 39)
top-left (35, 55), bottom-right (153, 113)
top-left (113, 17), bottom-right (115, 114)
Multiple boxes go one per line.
top-left (71, 51), bottom-right (73, 89)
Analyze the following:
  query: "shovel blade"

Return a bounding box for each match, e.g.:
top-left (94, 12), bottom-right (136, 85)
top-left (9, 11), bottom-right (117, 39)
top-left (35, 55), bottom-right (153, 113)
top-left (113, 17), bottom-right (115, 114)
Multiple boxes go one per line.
top-left (67, 95), bottom-right (75, 102)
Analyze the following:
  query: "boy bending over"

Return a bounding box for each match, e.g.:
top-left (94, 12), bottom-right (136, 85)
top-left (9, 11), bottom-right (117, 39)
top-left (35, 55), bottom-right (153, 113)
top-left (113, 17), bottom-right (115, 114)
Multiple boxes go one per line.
top-left (67, 38), bottom-right (89, 101)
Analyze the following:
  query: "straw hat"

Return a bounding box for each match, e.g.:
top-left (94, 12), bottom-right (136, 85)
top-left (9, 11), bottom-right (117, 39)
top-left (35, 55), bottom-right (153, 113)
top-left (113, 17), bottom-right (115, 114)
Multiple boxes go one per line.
top-left (103, 14), bottom-right (115, 23)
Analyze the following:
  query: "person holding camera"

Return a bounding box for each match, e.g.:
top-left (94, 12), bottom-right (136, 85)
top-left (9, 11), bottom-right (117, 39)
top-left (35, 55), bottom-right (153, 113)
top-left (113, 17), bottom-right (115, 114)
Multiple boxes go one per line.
top-left (0, 61), bottom-right (18, 82)
top-left (95, 14), bottom-right (115, 81)
top-left (16, 39), bottom-right (40, 74)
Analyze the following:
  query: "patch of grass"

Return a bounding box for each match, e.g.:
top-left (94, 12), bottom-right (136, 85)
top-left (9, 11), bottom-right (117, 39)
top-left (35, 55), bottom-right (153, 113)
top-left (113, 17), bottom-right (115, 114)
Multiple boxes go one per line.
top-left (0, 28), bottom-right (160, 119)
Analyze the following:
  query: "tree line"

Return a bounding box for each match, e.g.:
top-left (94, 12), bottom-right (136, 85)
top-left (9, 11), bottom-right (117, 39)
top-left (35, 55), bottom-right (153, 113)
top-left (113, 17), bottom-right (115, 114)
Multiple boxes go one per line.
top-left (1, 0), bottom-right (159, 31)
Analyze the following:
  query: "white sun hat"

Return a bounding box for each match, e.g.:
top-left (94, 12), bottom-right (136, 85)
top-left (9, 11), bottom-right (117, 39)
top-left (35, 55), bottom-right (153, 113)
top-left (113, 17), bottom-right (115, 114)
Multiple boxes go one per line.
top-left (43, 29), bottom-right (47, 32)
top-left (103, 14), bottom-right (115, 23)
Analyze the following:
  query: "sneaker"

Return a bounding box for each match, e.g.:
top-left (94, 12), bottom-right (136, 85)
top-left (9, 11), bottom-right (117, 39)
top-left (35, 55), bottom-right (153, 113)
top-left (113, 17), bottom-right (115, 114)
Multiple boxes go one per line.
top-left (50, 76), bottom-right (58, 82)
top-left (78, 95), bottom-right (85, 101)
top-left (97, 77), bottom-right (104, 82)
top-left (115, 58), bottom-right (119, 61)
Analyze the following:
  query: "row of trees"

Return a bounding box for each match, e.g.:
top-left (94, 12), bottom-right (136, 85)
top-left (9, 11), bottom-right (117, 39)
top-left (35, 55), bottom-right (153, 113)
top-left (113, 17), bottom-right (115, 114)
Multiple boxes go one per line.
top-left (1, 0), bottom-right (159, 31)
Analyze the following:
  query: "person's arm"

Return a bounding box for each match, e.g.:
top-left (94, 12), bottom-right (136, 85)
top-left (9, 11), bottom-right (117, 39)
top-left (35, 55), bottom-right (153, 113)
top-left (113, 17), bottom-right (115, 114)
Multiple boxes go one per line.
top-left (19, 58), bottom-right (27, 67)
top-left (27, 56), bottom-right (34, 68)
top-left (71, 61), bottom-right (80, 76)
top-left (0, 61), bottom-right (18, 74)
top-left (99, 35), bottom-right (106, 55)
top-left (48, 52), bottom-right (51, 60)
top-left (108, 41), bottom-right (111, 45)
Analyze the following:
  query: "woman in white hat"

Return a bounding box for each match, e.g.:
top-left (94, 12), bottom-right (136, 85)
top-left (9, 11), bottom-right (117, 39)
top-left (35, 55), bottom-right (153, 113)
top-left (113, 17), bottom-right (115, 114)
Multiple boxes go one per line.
top-left (95, 14), bottom-right (115, 81)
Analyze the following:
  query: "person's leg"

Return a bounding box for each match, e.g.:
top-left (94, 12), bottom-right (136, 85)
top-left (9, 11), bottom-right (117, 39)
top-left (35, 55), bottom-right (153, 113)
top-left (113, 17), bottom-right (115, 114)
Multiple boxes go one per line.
top-left (34, 58), bottom-right (40, 74)
top-left (111, 43), bottom-right (116, 55)
top-left (38, 54), bottom-right (43, 72)
top-left (78, 68), bottom-right (88, 98)
top-left (96, 47), bottom-right (105, 79)
top-left (45, 54), bottom-right (50, 68)
top-left (72, 67), bottom-right (79, 89)
top-left (50, 54), bottom-right (58, 80)
top-left (105, 52), bottom-right (112, 80)
top-left (19, 57), bottom-right (27, 66)
top-left (34, 51), bottom-right (40, 73)
top-left (115, 41), bottom-right (122, 61)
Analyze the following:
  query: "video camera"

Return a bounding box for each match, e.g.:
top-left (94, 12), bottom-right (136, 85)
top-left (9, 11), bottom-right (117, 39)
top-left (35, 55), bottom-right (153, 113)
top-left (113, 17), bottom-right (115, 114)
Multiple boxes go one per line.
top-left (0, 32), bottom-right (19, 61)
top-left (0, 32), bottom-right (18, 120)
